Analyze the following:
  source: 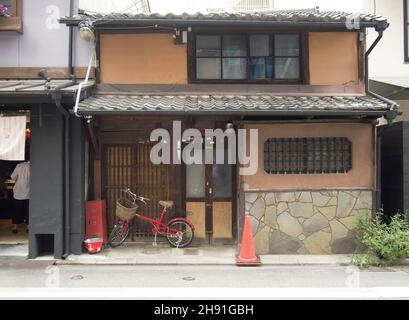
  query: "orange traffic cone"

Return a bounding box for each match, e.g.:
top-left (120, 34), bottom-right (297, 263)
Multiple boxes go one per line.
top-left (236, 213), bottom-right (261, 266)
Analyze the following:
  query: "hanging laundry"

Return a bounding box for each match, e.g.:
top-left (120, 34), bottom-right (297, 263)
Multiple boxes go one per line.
top-left (0, 116), bottom-right (27, 161)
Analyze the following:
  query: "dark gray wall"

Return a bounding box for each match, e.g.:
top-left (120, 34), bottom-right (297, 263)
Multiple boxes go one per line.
top-left (404, 122), bottom-right (409, 217)
top-left (380, 121), bottom-right (409, 217)
top-left (29, 104), bottom-right (64, 258)
top-left (69, 115), bottom-right (85, 255)
top-left (29, 105), bottom-right (86, 258)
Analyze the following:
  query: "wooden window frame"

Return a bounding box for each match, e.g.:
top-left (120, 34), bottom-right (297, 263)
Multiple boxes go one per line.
top-left (263, 137), bottom-right (352, 175)
top-left (405, 0), bottom-right (409, 62)
top-left (189, 31), bottom-right (305, 84)
top-left (0, 0), bottom-right (22, 32)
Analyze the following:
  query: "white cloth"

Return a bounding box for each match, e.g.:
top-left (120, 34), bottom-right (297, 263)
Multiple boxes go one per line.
top-left (0, 116), bottom-right (27, 161)
top-left (11, 161), bottom-right (30, 200)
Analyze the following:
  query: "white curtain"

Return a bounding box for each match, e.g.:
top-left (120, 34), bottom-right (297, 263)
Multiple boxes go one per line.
top-left (0, 116), bottom-right (27, 161)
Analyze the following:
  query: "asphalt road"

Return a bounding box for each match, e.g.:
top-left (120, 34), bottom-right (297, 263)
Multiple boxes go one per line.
top-left (1, 260), bottom-right (409, 299)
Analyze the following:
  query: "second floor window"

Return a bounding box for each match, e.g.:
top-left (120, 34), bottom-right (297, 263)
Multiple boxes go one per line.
top-left (195, 34), bottom-right (301, 81)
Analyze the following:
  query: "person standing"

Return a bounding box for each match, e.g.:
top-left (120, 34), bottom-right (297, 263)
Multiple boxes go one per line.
top-left (11, 160), bottom-right (30, 234)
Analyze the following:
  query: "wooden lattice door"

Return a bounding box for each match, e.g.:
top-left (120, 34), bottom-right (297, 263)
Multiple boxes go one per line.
top-left (104, 143), bottom-right (171, 241)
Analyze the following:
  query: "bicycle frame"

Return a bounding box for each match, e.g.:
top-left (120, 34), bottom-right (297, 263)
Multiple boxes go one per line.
top-left (118, 188), bottom-right (194, 238)
top-left (135, 207), bottom-right (175, 237)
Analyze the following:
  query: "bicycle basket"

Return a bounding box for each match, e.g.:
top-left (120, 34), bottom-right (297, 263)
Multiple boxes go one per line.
top-left (115, 198), bottom-right (138, 220)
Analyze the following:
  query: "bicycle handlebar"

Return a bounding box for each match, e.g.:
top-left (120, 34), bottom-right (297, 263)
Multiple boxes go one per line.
top-left (122, 188), bottom-right (151, 203)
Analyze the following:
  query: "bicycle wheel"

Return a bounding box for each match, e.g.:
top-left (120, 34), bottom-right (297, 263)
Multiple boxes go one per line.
top-left (166, 220), bottom-right (194, 248)
top-left (108, 222), bottom-right (130, 248)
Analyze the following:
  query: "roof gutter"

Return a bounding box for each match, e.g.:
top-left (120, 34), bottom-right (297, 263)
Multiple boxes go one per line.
top-left (60, 18), bottom-right (383, 29)
top-left (365, 20), bottom-right (399, 123)
top-left (76, 109), bottom-right (389, 117)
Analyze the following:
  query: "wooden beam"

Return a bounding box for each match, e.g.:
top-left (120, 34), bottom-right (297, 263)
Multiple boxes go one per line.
top-left (86, 122), bottom-right (101, 156)
top-left (0, 67), bottom-right (96, 79)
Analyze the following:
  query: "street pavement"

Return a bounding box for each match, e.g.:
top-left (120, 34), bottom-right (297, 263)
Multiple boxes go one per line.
top-left (1, 259), bottom-right (409, 299)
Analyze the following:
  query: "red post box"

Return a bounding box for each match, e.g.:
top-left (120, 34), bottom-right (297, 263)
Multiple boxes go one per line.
top-left (85, 200), bottom-right (108, 244)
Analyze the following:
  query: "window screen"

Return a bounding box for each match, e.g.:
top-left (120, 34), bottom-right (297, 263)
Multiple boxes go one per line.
top-left (264, 137), bottom-right (352, 174)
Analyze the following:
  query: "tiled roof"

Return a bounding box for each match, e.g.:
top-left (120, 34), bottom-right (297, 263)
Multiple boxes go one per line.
top-left (61, 8), bottom-right (387, 27)
top-left (77, 94), bottom-right (390, 116)
top-left (0, 80), bottom-right (94, 94)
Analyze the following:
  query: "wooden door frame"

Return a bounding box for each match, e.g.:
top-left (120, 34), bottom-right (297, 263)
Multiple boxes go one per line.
top-left (185, 160), bottom-right (237, 242)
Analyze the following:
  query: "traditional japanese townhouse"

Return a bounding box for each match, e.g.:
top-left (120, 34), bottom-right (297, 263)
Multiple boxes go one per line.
top-left (59, 8), bottom-right (398, 255)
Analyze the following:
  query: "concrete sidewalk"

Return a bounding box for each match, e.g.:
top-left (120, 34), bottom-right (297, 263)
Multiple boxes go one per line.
top-left (55, 243), bottom-right (353, 266)
top-left (7, 243), bottom-right (406, 267)
top-left (0, 244), bottom-right (28, 258)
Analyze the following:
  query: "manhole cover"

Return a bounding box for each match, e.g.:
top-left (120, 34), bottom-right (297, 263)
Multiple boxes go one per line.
top-left (70, 275), bottom-right (84, 280)
top-left (182, 276), bottom-right (195, 281)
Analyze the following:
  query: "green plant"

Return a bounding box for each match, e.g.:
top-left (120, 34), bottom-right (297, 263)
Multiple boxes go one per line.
top-left (356, 210), bottom-right (409, 264)
top-left (351, 254), bottom-right (382, 268)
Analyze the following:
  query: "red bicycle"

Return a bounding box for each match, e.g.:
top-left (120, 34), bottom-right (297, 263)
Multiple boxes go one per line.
top-left (107, 188), bottom-right (195, 248)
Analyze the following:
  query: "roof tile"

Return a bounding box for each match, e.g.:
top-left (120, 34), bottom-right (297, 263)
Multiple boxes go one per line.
top-left (78, 94), bottom-right (390, 115)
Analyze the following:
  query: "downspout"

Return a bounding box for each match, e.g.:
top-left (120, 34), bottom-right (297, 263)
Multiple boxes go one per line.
top-left (51, 80), bottom-right (76, 259)
top-left (364, 20), bottom-right (398, 213)
top-left (365, 21), bottom-right (399, 122)
top-left (68, 0), bottom-right (75, 75)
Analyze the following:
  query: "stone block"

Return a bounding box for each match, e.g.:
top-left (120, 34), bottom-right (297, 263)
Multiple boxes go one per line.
top-left (302, 213), bottom-right (330, 237)
top-left (265, 193), bottom-right (276, 206)
top-left (250, 215), bottom-right (259, 236)
top-left (277, 202), bottom-right (288, 215)
top-left (288, 202), bottom-right (314, 218)
top-left (339, 215), bottom-right (359, 230)
top-left (329, 219), bottom-right (349, 240)
top-left (326, 197), bottom-right (338, 206)
top-left (312, 192), bottom-right (331, 206)
top-left (277, 211), bottom-right (303, 237)
top-left (276, 192), bottom-right (296, 202)
top-left (250, 197), bottom-right (265, 220)
top-left (298, 192), bottom-right (313, 203)
top-left (245, 192), bottom-right (259, 204)
top-left (354, 191), bottom-right (372, 210)
top-left (337, 191), bottom-right (357, 218)
top-left (265, 205), bottom-right (278, 229)
top-left (331, 237), bottom-right (357, 254)
top-left (254, 226), bottom-right (270, 255)
top-left (303, 231), bottom-right (331, 254)
top-left (269, 230), bottom-right (303, 254)
top-left (317, 206), bottom-right (337, 220)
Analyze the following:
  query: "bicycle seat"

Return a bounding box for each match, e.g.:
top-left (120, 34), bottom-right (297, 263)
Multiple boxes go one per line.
top-left (159, 200), bottom-right (174, 208)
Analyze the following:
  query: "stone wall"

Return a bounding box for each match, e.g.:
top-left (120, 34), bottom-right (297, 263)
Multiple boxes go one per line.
top-left (245, 190), bottom-right (372, 254)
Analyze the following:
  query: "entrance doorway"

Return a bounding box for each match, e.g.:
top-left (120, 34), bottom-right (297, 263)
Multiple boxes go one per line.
top-left (0, 110), bottom-right (30, 249)
top-left (186, 151), bottom-right (236, 244)
top-left (103, 143), bottom-right (182, 241)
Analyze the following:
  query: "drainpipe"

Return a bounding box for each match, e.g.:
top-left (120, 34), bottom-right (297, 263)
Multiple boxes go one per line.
top-left (51, 80), bottom-right (76, 259)
top-left (68, 0), bottom-right (75, 76)
top-left (365, 21), bottom-right (399, 122)
top-left (364, 20), bottom-right (398, 213)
